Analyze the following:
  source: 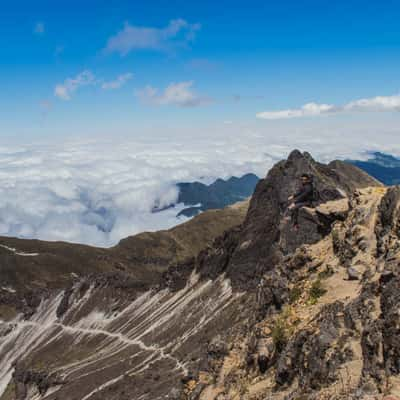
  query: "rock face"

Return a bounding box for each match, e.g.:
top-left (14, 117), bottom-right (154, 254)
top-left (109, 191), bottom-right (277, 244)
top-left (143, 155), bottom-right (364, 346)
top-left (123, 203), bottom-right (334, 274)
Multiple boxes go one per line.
top-left (181, 150), bottom-right (381, 293)
top-left (1, 150), bottom-right (399, 400)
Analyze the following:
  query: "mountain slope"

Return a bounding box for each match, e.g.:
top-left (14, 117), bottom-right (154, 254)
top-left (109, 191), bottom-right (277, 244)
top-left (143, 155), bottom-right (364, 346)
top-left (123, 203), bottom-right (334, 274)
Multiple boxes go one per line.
top-left (196, 185), bottom-right (395, 400)
top-left (1, 151), bottom-right (399, 400)
top-left (0, 200), bottom-right (248, 322)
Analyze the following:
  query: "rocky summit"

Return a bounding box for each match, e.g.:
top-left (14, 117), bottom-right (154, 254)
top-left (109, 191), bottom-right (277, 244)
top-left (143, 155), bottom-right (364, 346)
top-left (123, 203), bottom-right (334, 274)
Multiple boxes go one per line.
top-left (1, 150), bottom-right (399, 400)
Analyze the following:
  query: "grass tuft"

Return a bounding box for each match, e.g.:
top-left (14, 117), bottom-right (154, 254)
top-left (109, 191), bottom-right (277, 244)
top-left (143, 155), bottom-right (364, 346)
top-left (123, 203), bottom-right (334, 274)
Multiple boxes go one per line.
top-left (308, 279), bottom-right (327, 305)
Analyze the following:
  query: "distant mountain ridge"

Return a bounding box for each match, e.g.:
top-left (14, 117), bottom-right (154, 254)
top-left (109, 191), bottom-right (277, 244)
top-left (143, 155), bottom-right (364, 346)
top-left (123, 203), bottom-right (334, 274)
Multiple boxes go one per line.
top-left (176, 173), bottom-right (259, 217)
top-left (348, 151), bottom-right (400, 185)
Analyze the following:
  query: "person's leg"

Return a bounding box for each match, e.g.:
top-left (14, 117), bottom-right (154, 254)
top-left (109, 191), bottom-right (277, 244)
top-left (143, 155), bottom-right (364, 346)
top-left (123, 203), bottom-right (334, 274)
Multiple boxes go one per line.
top-left (291, 202), bottom-right (309, 226)
top-left (292, 205), bottom-right (299, 226)
top-left (283, 204), bottom-right (292, 221)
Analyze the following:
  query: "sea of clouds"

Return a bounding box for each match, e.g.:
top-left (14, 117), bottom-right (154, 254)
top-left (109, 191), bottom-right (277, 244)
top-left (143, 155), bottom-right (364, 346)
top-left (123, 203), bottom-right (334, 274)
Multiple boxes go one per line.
top-left (1, 121), bottom-right (399, 247)
top-left (0, 137), bottom-right (274, 247)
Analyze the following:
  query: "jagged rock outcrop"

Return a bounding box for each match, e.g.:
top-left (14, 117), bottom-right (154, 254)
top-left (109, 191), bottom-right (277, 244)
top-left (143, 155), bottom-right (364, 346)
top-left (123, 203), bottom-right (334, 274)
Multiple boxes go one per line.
top-left (169, 150), bottom-right (381, 293)
top-left (187, 179), bottom-right (397, 399)
top-left (2, 150), bottom-right (399, 400)
top-left (12, 363), bottom-right (63, 400)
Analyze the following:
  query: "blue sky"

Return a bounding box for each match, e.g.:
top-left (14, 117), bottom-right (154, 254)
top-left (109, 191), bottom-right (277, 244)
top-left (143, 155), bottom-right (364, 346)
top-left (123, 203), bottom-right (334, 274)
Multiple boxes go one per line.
top-left (1, 0), bottom-right (400, 141)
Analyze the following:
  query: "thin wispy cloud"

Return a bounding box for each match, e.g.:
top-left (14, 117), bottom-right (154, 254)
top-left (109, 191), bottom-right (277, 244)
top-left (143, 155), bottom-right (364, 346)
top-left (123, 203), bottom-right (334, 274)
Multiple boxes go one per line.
top-left (101, 73), bottom-right (133, 90)
top-left (54, 70), bottom-right (96, 100)
top-left (136, 81), bottom-right (211, 107)
top-left (104, 19), bottom-right (201, 56)
top-left (256, 93), bottom-right (400, 120)
top-left (34, 22), bottom-right (45, 35)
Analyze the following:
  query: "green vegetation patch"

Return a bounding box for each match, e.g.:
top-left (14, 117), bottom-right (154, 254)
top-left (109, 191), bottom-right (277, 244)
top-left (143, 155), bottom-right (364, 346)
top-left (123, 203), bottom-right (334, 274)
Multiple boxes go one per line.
top-left (271, 306), bottom-right (296, 352)
top-left (308, 279), bottom-right (327, 305)
top-left (289, 285), bottom-right (303, 304)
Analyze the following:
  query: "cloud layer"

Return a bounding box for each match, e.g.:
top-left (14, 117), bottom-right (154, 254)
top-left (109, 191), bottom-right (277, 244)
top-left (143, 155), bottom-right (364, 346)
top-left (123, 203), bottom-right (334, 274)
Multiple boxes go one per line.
top-left (2, 122), bottom-right (400, 247)
top-left (105, 19), bottom-right (201, 55)
top-left (0, 138), bottom-right (272, 247)
top-left (256, 93), bottom-right (400, 119)
top-left (136, 81), bottom-right (210, 107)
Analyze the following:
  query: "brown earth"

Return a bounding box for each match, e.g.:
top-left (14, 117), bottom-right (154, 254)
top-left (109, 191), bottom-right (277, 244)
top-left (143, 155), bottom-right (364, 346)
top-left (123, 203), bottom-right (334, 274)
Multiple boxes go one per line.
top-left (0, 200), bottom-right (248, 320)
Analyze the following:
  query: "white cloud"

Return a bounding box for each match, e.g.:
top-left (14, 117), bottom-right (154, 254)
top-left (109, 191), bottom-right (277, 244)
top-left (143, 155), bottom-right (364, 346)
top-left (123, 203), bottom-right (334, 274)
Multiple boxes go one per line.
top-left (54, 71), bottom-right (133, 100)
top-left (256, 93), bottom-right (400, 120)
top-left (257, 103), bottom-right (337, 119)
top-left (34, 22), bottom-right (45, 35)
top-left (101, 73), bottom-right (133, 90)
top-left (0, 139), bottom-right (270, 247)
top-left (104, 19), bottom-right (201, 55)
top-left (2, 118), bottom-right (400, 247)
top-left (136, 81), bottom-right (211, 107)
top-left (345, 94), bottom-right (400, 113)
top-left (54, 70), bottom-right (96, 100)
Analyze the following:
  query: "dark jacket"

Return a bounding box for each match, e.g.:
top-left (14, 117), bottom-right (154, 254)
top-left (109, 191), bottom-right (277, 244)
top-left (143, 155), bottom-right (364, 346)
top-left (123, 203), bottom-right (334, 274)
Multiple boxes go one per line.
top-left (294, 182), bottom-right (314, 204)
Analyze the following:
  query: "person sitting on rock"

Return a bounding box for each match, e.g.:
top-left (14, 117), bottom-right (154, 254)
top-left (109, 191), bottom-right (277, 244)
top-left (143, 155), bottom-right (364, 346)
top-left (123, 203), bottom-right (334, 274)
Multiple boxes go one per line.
top-left (287, 174), bottom-right (315, 229)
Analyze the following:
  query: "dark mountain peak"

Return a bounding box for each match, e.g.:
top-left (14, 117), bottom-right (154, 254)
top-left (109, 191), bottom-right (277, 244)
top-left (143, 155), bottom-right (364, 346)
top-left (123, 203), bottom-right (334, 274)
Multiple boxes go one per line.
top-left (179, 151), bottom-right (383, 293)
top-left (239, 172), bottom-right (259, 181)
top-left (285, 149), bottom-right (314, 165)
top-left (287, 148), bottom-right (304, 161)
